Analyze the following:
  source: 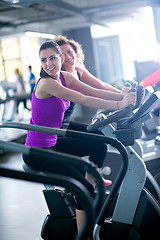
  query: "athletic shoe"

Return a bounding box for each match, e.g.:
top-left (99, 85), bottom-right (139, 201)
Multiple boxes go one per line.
top-left (102, 178), bottom-right (112, 186)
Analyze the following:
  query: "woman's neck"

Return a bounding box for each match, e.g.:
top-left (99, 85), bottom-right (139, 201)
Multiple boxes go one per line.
top-left (64, 65), bottom-right (75, 73)
top-left (49, 72), bottom-right (60, 81)
top-left (63, 65), bottom-right (79, 79)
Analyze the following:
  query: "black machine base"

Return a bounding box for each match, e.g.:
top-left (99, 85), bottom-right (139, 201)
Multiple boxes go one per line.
top-left (41, 188), bottom-right (77, 240)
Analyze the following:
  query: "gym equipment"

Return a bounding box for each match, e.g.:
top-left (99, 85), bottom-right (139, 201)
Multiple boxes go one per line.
top-left (22, 163), bottom-right (78, 240)
top-left (0, 88), bottom-right (159, 239)
top-left (89, 89), bottom-right (160, 189)
top-left (0, 122), bottom-right (129, 240)
top-left (0, 91), bottom-right (31, 121)
top-left (0, 145), bottom-right (96, 240)
top-left (140, 87), bottom-right (160, 184)
top-left (140, 69), bottom-right (160, 88)
top-left (87, 91), bottom-right (160, 239)
top-left (0, 139), bottom-right (100, 240)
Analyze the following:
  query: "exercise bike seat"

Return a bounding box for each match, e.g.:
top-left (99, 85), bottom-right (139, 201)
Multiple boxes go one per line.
top-left (22, 163), bottom-right (63, 191)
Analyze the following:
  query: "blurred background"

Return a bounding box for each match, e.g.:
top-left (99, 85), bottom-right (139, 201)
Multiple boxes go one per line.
top-left (0, 2), bottom-right (160, 239)
top-left (0, 0), bottom-right (160, 122)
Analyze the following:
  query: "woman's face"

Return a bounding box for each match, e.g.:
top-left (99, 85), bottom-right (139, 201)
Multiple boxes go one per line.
top-left (40, 47), bottom-right (63, 78)
top-left (60, 43), bottom-right (76, 69)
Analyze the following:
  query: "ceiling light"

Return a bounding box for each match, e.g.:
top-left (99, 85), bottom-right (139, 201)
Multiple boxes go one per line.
top-left (4, 0), bottom-right (19, 3)
top-left (25, 31), bottom-right (55, 39)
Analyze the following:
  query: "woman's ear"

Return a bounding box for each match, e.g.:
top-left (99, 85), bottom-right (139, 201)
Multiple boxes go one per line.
top-left (61, 54), bottom-right (65, 64)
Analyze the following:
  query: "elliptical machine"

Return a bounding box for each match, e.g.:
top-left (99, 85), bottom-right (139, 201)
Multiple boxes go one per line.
top-left (0, 140), bottom-right (98, 240)
top-left (0, 88), bottom-right (159, 240)
top-left (0, 121), bottom-right (130, 240)
top-left (87, 90), bottom-right (160, 239)
top-left (0, 88), bottom-right (160, 240)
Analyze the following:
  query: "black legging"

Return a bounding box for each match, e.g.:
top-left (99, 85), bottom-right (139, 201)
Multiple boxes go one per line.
top-left (55, 136), bottom-right (107, 168)
top-left (23, 130), bottom-right (107, 209)
top-left (65, 121), bottom-right (107, 168)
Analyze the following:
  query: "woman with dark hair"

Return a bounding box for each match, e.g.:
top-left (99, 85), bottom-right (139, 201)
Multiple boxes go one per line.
top-left (23, 40), bottom-right (136, 238)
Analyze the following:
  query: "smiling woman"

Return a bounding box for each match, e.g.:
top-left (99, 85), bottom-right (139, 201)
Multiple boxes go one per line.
top-left (39, 42), bottom-right (64, 81)
top-left (22, 40), bottom-right (136, 239)
top-left (54, 35), bottom-right (130, 129)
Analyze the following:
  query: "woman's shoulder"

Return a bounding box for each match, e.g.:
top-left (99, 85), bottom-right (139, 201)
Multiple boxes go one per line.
top-left (76, 63), bottom-right (87, 75)
top-left (36, 77), bottom-right (57, 90)
top-left (60, 71), bottom-right (78, 87)
top-left (60, 70), bottom-right (74, 79)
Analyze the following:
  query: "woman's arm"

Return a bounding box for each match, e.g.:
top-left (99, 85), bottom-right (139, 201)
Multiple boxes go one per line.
top-left (36, 75), bottom-right (136, 111)
top-left (77, 65), bottom-right (121, 93)
top-left (64, 71), bottom-right (124, 101)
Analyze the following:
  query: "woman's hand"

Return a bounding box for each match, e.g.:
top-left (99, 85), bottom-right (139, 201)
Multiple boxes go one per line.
top-left (121, 87), bottom-right (130, 95)
top-left (118, 91), bottom-right (136, 109)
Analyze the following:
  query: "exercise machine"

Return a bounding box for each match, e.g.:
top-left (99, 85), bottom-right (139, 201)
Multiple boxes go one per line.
top-left (87, 91), bottom-right (160, 239)
top-left (0, 145), bottom-right (96, 240)
top-left (0, 121), bottom-right (129, 240)
top-left (0, 138), bottom-right (102, 240)
top-left (140, 86), bottom-right (160, 184)
top-left (0, 123), bottom-right (130, 240)
top-left (0, 89), bottom-right (159, 239)
top-left (90, 87), bottom-right (160, 189)
top-left (0, 92), bottom-right (160, 239)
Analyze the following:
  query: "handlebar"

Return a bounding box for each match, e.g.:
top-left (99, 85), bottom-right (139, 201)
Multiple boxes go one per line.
top-left (129, 91), bottom-right (160, 124)
top-left (87, 106), bottom-right (132, 132)
top-left (87, 87), bottom-right (137, 132)
top-left (0, 138), bottom-right (104, 215)
top-left (87, 91), bottom-right (160, 132)
top-left (133, 85), bottom-right (145, 110)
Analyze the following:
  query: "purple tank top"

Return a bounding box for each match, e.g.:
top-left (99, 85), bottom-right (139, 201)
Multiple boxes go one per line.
top-left (25, 73), bottom-right (70, 148)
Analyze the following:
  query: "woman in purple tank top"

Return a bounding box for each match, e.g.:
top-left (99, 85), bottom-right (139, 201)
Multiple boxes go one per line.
top-left (23, 40), bottom-right (136, 237)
